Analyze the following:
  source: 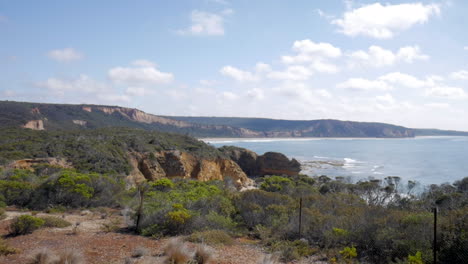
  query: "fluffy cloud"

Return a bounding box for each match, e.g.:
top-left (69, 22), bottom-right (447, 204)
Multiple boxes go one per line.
top-left (425, 86), bottom-right (467, 99)
top-left (464, 47), bottom-right (468, 51)
top-left (220, 66), bottom-right (258, 82)
top-left (178, 10), bottom-right (231, 36)
top-left (332, 2), bottom-right (440, 39)
top-left (108, 62), bottom-right (174, 85)
top-left (337, 78), bottom-right (393, 91)
top-left (281, 39), bottom-right (341, 64)
top-left (450, 70), bottom-right (468, 80)
top-left (268, 66), bottom-right (313, 81)
top-left (37, 74), bottom-right (108, 94)
top-left (378, 72), bottom-right (427, 88)
top-left (125, 87), bottom-right (155, 96)
top-left (47, 48), bottom-right (83, 62)
top-left (348, 45), bottom-right (428, 68)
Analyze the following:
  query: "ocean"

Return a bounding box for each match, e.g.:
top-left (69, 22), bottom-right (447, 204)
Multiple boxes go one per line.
top-left (203, 136), bottom-right (468, 185)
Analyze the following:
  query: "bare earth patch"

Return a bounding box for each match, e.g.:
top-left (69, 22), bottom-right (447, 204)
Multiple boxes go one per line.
top-left (0, 210), bottom-right (270, 264)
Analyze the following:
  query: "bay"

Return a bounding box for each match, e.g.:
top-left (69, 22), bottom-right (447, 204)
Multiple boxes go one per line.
top-left (203, 136), bottom-right (468, 185)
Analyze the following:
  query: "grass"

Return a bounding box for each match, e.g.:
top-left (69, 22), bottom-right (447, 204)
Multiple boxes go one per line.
top-left (187, 230), bottom-right (234, 246)
top-left (164, 239), bottom-right (193, 264)
top-left (29, 248), bottom-right (83, 264)
top-left (0, 238), bottom-right (19, 256)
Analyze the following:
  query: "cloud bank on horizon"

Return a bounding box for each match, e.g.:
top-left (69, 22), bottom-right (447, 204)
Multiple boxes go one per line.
top-left (1, 0), bottom-right (468, 130)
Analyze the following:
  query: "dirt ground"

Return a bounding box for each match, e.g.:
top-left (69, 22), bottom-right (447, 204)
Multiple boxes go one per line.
top-left (0, 209), bottom-right (268, 264)
top-left (0, 209), bottom-right (329, 264)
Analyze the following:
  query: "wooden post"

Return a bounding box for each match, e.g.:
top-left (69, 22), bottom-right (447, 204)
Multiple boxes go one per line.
top-left (433, 207), bottom-right (438, 264)
top-left (299, 197), bottom-right (303, 238)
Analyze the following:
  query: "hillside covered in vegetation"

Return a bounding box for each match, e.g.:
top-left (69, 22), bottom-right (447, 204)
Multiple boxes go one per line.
top-left (3, 100), bottom-right (467, 138)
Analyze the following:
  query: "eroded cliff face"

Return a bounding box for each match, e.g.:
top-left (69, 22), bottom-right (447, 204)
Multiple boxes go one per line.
top-left (128, 150), bottom-right (253, 189)
top-left (219, 146), bottom-right (301, 177)
top-left (22, 120), bottom-right (45, 130)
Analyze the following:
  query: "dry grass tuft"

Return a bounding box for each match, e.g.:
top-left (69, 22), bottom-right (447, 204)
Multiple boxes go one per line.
top-left (29, 249), bottom-right (55, 264)
top-left (28, 248), bottom-right (84, 264)
top-left (164, 239), bottom-right (193, 264)
top-left (257, 254), bottom-right (280, 264)
top-left (131, 247), bottom-right (149, 258)
top-left (193, 244), bottom-right (214, 264)
top-left (56, 249), bottom-right (84, 264)
top-left (0, 238), bottom-right (19, 256)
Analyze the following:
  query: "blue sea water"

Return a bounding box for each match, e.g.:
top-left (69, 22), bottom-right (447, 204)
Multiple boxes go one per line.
top-left (204, 136), bottom-right (468, 185)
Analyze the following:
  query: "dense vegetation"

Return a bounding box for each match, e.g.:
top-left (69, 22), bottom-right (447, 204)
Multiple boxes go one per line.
top-left (0, 164), bottom-right (466, 263)
top-left (131, 175), bottom-right (467, 264)
top-left (0, 127), bottom-right (225, 174)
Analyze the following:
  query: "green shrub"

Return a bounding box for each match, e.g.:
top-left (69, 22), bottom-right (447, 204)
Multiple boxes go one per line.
top-left (0, 208), bottom-right (5, 220)
top-left (187, 230), bottom-right (235, 246)
top-left (9, 215), bottom-right (45, 235)
top-left (269, 240), bottom-right (316, 262)
top-left (39, 216), bottom-right (72, 228)
top-left (0, 238), bottom-right (18, 256)
top-left (407, 251), bottom-right (423, 264)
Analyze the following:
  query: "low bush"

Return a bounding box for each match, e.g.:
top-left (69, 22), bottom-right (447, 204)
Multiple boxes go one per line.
top-left (164, 239), bottom-right (193, 264)
top-left (187, 230), bottom-right (234, 246)
top-left (0, 238), bottom-right (18, 256)
top-left (39, 216), bottom-right (72, 228)
top-left (269, 240), bottom-right (317, 262)
top-left (9, 215), bottom-right (45, 236)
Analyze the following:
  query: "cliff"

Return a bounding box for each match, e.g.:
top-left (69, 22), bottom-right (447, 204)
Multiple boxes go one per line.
top-left (219, 146), bottom-right (301, 177)
top-left (128, 150), bottom-right (253, 189)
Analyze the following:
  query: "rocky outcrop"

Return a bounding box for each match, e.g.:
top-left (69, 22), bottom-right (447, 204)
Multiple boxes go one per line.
top-left (128, 150), bottom-right (253, 189)
top-left (7, 158), bottom-right (72, 170)
top-left (22, 120), bottom-right (45, 130)
top-left (219, 146), bottom-right (301, 177)
top-left (73, 120), bottom-right (87, 126)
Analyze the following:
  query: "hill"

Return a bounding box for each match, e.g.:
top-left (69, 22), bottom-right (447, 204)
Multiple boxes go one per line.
top-left (1, 100), bottom-right (467, 137)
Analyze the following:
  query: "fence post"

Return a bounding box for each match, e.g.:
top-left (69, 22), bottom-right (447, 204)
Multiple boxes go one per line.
top-left (299, 197), bottom-right (303, 238)
top-left (433, 207), bottom-right (438, 264)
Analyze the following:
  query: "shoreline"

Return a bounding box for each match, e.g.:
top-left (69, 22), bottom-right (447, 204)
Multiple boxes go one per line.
top-left (200, 135), bottom-right (468, 143)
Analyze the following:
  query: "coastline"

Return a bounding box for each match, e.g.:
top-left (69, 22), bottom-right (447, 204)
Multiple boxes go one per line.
top-left (199, 135), bottom-right (468, 144)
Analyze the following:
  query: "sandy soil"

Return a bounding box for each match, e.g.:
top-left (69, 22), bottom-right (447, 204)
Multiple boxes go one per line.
top-left (0, 209), bottom-right (329, 264)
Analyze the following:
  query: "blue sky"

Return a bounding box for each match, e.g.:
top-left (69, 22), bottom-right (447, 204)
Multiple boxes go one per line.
top-left (1, 0), bottom-right (468, 130)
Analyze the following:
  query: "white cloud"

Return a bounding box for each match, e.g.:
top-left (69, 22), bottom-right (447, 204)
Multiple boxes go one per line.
top-left (316, 89), bottom-right (332, 98)
top-left (220, 66), bottom-right (258, 82)
top-left (348, 45), bottom-right (428, 68)
top-left (268, 66), bottom-right (313, 81)
top-left (464, 46), bottom-right (468, 51)
top-left (425, 103), bottom-right (451, 109)
top-left (337, 78), bottom-right (393, 91)
top-left (397, 46), bottom-right (429, 63)
top-left (222, 91), bottom-right (239, 100)
top-left (332, 2), bottom-right (440, 39)
top-left (47, 48), bottom-right (83, 62)
top-left (178, 10), bottom-right (230, 36)
top-left (108, 64), bottom-right (174, 85)
top-left (246, 88), bottom-right (265, 100)
top-left (282, 39), bottom-right (341, 64)
top-left (1, 90), bottom-right (15, 97)
top-left (425, 86), bottom-right (467, 99)
top-left (311, 60), bottom-right (340, 73)
top-left (37, 75), bottom-right (108, 94)
top-left (376, 93), bottom-right (395, 104)
top-left (378, 72), bottom-right (427, 88)
top-left (450, 70), bottom-right (468, 80)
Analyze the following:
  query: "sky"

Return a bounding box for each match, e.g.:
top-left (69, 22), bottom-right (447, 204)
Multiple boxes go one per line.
top-left (1, 0), bottom-right (468, 130)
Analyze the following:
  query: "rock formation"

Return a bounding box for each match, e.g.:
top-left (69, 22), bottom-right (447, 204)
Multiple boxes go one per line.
top-left (128, 150), bottom-right (253, 189)
top-left (219, 146), bottom-right (301, 177)
top-left (22, 120), bottom-right (45, 130)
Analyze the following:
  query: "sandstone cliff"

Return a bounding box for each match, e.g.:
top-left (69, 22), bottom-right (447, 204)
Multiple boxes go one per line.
top-left (219, 146), bottom-right (301, 177)
top-left (128, 150), bottom-right (253, 189)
